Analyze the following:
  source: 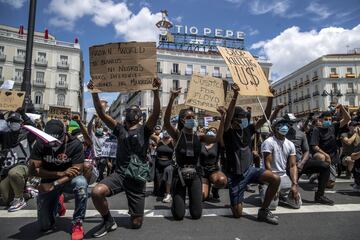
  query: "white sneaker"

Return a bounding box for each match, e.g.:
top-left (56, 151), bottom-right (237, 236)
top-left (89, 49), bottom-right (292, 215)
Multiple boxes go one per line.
top-left (162, 194), bottom-right (172, 203)
top-left (8, 198), bottom-right (27, 212)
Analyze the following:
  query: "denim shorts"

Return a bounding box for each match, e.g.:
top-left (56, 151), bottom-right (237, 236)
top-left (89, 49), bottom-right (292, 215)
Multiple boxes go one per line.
top-left (228, 166), bottom-right (265, 206)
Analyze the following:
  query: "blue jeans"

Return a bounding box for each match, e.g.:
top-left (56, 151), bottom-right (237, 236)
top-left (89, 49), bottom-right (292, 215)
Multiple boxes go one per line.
top-left (37, 176), bottom-right (88, 230)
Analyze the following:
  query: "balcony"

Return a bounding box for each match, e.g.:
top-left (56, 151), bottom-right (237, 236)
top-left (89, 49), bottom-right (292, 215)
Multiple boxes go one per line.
top-left (0, 53), bottom-right (5, 62)
top-left (298, 82), bottom-right (304, 87)
top-left (313, 91), bottom-right (320, 96)
top-left (35, 58), bottom-right (48, 67)
top-left (304, 94), bottom-right (311, 99)
top-left (33, 80), bottom-right (46, 88)
top-left (57, 61), bottom-right (69, 70)
top-left (345, 73), bottom-right (355, 78)
top-left (329, 73), bottom-right (339, 78)
top-left (346, 89), bottom-right (356, 94)
top-left (56, 82), bottom-right (68, 89)
top-left (293, 85), bottom-right (298, 89)
top-left (312, 76), bottom-right (319, 81)
top-left (212, 73), bottom-right (222, 78)
top-left (13, 55), bottom-right (25, 64)
top-left (185, 71), bottom-right (193, 76)
top-left (304, 79), bottom-right (310, 85)
top-left (171, 70), bottom-right (181, 75)
top-left (34, 103), bottom-right (45, 110)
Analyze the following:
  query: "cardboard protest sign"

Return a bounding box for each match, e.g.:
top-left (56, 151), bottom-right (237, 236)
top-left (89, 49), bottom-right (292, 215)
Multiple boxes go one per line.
top-left (162, 103), bottom-right (188, 117)
top-left (225, 91), bottom-right (267, 117)
top-left (0, 90), bottom-right (25, 111)
top-left (48, 106), bottom-right (71, 120)
top-left (208, 121), bottom-right (220, 130)
top-left (101, 140), bottom-right (117, 158)
top-left (89, 42), bottom-right (156, 92)
top-left (217, 46), bottom-right (272, 97)
top-left (185, 75), bottom-right (225, 113)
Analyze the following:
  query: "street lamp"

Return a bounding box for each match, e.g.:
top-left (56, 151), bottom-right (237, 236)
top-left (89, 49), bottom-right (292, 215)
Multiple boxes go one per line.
top-left (321, 89), bottom-right (343, 104)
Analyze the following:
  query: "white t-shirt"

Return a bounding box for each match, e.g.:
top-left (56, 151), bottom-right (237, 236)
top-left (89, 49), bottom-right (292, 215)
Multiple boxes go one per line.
top-left (261, 136), bottom-right (296, 177)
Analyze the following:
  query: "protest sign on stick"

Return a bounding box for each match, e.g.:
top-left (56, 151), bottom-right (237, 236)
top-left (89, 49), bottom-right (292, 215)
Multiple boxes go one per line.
top-left (0, 90), bottom-right (25, 111)
top-left (225, 91), bottom-right (267, 117)
top-left (48, 106), bottom-right (71, 120)
top-left (89, 42), bottom-right (156, 92)
top-left (218, 46), bottom-right (272, 97)
top-left (185, 75), bottom-right (225, 113)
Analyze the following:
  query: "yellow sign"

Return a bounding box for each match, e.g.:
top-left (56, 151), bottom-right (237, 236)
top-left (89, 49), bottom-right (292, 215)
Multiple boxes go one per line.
top-left (218, 46), bottom-right (272, 97)
top-left (89, 42), bottom-right (157, 92)
top-left (48, 106), bottom-right (71, 120)
top-left (0, 90), bottom-right (25, 111)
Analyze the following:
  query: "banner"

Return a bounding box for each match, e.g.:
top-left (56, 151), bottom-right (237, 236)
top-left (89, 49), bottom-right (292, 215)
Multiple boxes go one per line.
top-left (225, 91), bottom-right (268, 117)
top-left (217, 46), bottom-right (272, 97)
top-left (185, 75), bottom-right (225, 113)
top-left (0, 90), bottom-right (25, 111)
top-left (89, 42), bottom-right (156, 92)
top-left (48, 106), bottom-right (71, 120)
top-left (101, 140), bottom-right (117, 158)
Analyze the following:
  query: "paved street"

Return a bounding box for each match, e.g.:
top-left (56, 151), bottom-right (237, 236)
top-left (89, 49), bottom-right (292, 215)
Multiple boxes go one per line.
top-left (1, 178), bottom-right (360, 240)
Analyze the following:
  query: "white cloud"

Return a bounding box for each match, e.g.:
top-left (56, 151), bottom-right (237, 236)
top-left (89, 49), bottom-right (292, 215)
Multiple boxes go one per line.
top-left (0, 0), bottom-right (26, 8)
top-left (47, 0), bottom-right (162, 41)
top-left (306, 2), bottom-right (332, 20)
top-left (249, 28), bottom-right (259, 36)
top-left (225, 0), bottom-right (245, 5)
top-left (251, 24), bottom-right (360, 80)
top-left (173, 16), bottom-right (183, 23)
top-left (249, 0), bottom-right (290, 16)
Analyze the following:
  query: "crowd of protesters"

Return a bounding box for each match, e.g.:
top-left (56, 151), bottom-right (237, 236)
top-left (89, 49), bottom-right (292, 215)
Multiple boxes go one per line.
top-left (0, 78), bottom-right (359, 239)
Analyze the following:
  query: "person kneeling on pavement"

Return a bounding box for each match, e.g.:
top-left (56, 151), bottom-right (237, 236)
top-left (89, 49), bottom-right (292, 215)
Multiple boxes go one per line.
top-left (260, 118), bottom-right (301, 210)
top-left (29, 119), bottom-right (88, 240)
top-left (0, 110), bottom-right (36, 212)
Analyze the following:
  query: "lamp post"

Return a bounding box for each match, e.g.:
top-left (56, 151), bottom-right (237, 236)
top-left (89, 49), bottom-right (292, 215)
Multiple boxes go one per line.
top-left (21, 0), bottom-right (37, 113)
top-left (321, 89), bottom-right (343, 109)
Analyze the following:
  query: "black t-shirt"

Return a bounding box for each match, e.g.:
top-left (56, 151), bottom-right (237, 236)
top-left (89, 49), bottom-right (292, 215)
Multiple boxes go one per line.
top-left (223, 124), bottom-right (255, 175)
top-left (30, 136), bottom-right (84, 183)
top-left (286, 126), bottom-right (309, 162)
top-left (310, 123), bottom-right (339, 154)
top-left (156, 142), bottom-right (174, 160)
top-left (200, 143), bottom-right (219, 168)
top-left (113, 124), bottom-right (152, 173)
top-left (175, 131), bottom-right (202, 167)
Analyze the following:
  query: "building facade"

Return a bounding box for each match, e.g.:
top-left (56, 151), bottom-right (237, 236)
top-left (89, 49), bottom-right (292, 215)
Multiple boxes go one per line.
top-left (271, 53), bottom-right (360, 117)
top-left (108, 48), bottom-right (272, 122)
top-left (0, 25), bottom-right (84, 117)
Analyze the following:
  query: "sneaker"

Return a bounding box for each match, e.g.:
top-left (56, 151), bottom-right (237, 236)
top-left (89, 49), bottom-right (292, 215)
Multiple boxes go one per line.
top-left (58, 194), bottom-right (66, 217)
top-left (315, 193), bottom-right (334, 206)
top-left (162, 193), bottom-right (172, 203)
top-left (353, 184), bottom-right (360, 192)
top-left (8, 198), bottom-right (26, 212)
top-left (93, 219), bottom-right (117, 238)
top-left (309, 174), bottom-right (318, 184)
top-left (257, 208), bottom-right (279, 225)
top-left (71, 221), bottom-right (84, 240)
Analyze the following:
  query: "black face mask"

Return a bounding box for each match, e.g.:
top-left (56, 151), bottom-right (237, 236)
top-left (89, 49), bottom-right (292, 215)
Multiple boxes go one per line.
top-left (125, 109), bottom-right (140, 124)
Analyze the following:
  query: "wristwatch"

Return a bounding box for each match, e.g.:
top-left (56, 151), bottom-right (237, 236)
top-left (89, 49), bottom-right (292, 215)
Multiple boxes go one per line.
top-left (53, 180), bottom-right (60, 187)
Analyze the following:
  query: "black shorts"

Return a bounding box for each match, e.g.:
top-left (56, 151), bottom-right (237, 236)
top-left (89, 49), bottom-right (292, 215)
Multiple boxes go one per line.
top-left (100, 172), bottom-right (146, 217)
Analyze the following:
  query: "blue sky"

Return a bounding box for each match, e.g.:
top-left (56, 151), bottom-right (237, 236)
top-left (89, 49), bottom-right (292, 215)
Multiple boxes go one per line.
top-left (1, 0), bottom-right (359, 117)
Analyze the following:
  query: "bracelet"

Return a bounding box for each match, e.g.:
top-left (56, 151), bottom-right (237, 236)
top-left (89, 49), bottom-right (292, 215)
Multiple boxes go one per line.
top-left (53, 180), bottom-right (60, 187)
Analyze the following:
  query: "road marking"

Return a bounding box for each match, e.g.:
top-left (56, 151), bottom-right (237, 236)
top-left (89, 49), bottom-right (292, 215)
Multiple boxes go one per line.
top-left (1, 204), bottom-right (360, 218)
top-left (325, 189), bottom-right (359, 194)
top-left (298, 178), bottom-right (353, 183)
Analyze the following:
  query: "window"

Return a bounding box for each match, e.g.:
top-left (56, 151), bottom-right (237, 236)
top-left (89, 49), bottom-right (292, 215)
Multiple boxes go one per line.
top-left (330, 68), bottom-right (337, 74)
top-left (306, 75), bottom-right (309, 81)
top-left (172, 79), bottom-right (179, 90)
top-left (332, 83), bottom-right (338, 91)
top-left (296, 105), bottom-right (299, 113)
top-left (59, 74), bottom-right (67, 85)
top-left (0, 66), bottom-right (2, 78)
top-left (60, 55), bottom-right (68, 64)
top-left (314, 70), bottom-right (318, 77)
top-left (349, 97), bottom-right (355, 106)
top-left (315, 85), bottom-right (318, 92)
top-left (172, 63), bottom-right (179, 74)
top-left (301, 91), bottom-right (303, 97)
top-left (294, 80), bottom-right (297, 87)
top-left (17, 49), bottom-right (26, 57)
top-left (213, 67), bottom-right (220, 77)
top-left (57, 94), bottom-right (65, 106)
top-left (295, 93), bottom-right (298, 99)
top-left (200, 66), bottom-right (206, 76)
top-left (36, 72), bottom-right (44, 83)
top-left (0, 46), bottom-right (4, 55)
top-left (316, 100), bottom-right (319, 109)
top-left (35, 92), bottom-right (42, 104)
top-left (38, 52), bottom-right (46, 61)
top-left (156, 62), bottom-right (161, 73)
top-left (307, 88), bottom-right (310, 95)
top-left (307, 102), bottom-right (311, 111)
top-left (15, 69), bottom-right (22, 81)
top-left (348, 82), bottom-right (354, 89)
top-left (347, 68), bottom-right (353, 74)
top-left (186, 65), bottom-right (193, 75)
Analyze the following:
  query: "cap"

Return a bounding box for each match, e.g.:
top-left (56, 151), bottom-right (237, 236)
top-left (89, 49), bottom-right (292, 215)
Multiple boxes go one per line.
top-left (7, 112), bottom-right (22, 122)
top-left (283, 113), bottom-right (297, 122)
top-left (233, 106), bottom-right (247, 118)
top-left (68, 120), bottom-right (80, 134)
top-left (271, 117), bottom-right (289, 129)
top-left (45, 119), bottom-right (65, 140)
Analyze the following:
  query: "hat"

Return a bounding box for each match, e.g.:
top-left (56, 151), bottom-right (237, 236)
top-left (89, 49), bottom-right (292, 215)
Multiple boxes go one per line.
top-left (271, 117), bottom-right (289, 129)
top-left (7, 112), bottom-right (22, 122)
top-left (283, 113), bottom-right (297, 122)
top-left (233, 106), bottom-right (247, 118)
top-left (45, 119), bottom-right (65, 140)
top-left (68, 120), bottom-right (80, 134)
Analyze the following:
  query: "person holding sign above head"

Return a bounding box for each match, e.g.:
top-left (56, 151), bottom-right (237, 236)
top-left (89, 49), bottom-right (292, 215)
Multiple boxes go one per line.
top-left (163, 88), bottom-right (223, 221)
top-left (222, 83), bottom-right (281, 225)
top-left (87, 78), bottom-right (161, 238)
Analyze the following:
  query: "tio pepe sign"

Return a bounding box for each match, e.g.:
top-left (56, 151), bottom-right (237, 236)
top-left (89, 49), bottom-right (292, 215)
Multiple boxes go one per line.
top-left (175, 25), bottom-right (244, 39)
